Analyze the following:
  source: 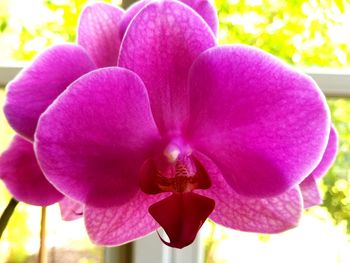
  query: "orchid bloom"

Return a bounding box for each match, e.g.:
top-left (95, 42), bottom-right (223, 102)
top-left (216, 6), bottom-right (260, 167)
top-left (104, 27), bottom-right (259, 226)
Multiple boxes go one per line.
top-left (2, 0), bottom-right (337, 249)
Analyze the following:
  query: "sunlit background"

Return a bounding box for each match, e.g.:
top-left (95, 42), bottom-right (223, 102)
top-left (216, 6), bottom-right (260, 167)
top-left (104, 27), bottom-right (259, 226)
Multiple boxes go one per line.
top-left (0, 0), bottom-right (350, 262)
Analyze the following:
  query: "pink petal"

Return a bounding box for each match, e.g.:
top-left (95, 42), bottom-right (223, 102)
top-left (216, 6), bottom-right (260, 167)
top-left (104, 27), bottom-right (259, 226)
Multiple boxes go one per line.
top-left (181, 0), bottom-right (218, 34)
top-left (119, 0), bottom-right (218, 38)
top-left (187, 45), bottom-right (330, 197)
top-left (118, 0), bottom-right (150, 38)
top-left (85, 191), bottom-right (168, 246)
top-left (0, 136), bottom-right (63, 206)
top-left (195, 152), bottom-right (302, 233)
top-left (4, 44), bottom-right (96, 141)
top-left (149, 192), bottom-right (214, 248)
top-left (59, 197), bottom-right (83, 221)
top-left (299, 126), bottom-right (338, 208)
top-left (35, 68), bottom-right (161, 208)
top-left (310, 125), bottom-right (338, 179)
top-left (118, 0), bottom-right (216, 134)
top-left (77, 3), bottom-right (124, 67)
top-left (299, 176), bottom-right (321, 208)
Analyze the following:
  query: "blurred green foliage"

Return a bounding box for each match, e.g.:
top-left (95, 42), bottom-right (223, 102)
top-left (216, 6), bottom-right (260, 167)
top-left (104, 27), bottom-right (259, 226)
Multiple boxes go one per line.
top-left (215, 0), bottom-right (350, 67)
top-left (1, 0), bottom-right (350, 66)
top-left (0, 0), bottom-right (119, 61)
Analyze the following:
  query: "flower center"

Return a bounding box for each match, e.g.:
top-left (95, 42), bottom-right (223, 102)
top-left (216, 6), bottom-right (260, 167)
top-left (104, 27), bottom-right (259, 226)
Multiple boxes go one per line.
top-left (139, 140), bottom-right (211, 194)
top-left (139, 139), bottom-right (215, 248)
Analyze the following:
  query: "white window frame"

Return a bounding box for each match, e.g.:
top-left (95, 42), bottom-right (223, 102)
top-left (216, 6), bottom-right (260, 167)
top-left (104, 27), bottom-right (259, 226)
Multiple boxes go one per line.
top-left (1, 65), bottom-right (349, 263)
top-left (1, 65), bottom-right (349, 97)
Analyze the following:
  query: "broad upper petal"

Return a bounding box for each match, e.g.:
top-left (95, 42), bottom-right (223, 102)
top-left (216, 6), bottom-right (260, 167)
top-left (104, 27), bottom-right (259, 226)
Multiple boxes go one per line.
top-left (77, 3), bottom-right (124, 67)
top-left (4, 44), bottom-right (96, 141)
top-left (118, 0), bottom-right (216, 134)
top-left (0, 136), bottom-right (63, 206)
top-left (85, 191), bottom-right (168, 246)
top-left (59, 197), bottom-right (83, 221)
top-left (187, 45), bottom-right (330, 197)
top-left (35, 68), bottom-right (161, 208)
top-left (300, 176), bottom-right (321, 208)
top-left (119, 0), bottom-right (218, 38)
top-left (195, 153), bottom-right (302, 233)
top-left (310, 125), bottom-right (338, 179)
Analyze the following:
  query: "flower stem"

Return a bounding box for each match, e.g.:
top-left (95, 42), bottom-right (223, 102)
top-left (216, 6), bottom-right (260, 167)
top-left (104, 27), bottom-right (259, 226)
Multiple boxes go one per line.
top-left (0, 198), bottom-right (19, 239)
top-left (38, 206), bottom-right (47, 263)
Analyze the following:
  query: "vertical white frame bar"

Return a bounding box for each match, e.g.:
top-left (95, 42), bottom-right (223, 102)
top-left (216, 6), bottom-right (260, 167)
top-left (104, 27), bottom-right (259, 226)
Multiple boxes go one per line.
top-left (133, 233), bottom-right (165, 263)
top-left (133, 231), bottom-right (203, 263)
top-left (1, 66), bottom-right (349, 97)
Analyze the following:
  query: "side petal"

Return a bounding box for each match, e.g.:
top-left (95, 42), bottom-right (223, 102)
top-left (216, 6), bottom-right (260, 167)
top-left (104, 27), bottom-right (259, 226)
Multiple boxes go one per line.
top-left (188, 45), bottom-right (330, 197)
top-left (59, 197), bottom-right (83, 221)
top-left (300, 176), bottom-right (321, 208)
top-left (85, 191), bottom-right (168, 246)
top-left (119, 0), bottom-right (218, 38)
top-left (118, 0), bottom-right (216, 134)
top-left (4, 44), bottom-right (96, 141)
top-left (77, 3), bottom-right (124, 67)
top-left (35, 68), bottom-right (161, 208)
top-left (299, 125), bottom-right (338, 208)
top-left (195, 152), bottom-right (302, 233)
top-left (0, 136), bottom-right (63, 206)
top-left (310, 125), bottom-right (338, 179)
top-left (118, 0), bottom-right (150, 38)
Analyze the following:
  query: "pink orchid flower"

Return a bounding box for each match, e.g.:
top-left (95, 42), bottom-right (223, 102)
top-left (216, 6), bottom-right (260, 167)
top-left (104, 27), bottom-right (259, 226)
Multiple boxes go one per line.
top-left (2, 0), bottom-right (337, 249)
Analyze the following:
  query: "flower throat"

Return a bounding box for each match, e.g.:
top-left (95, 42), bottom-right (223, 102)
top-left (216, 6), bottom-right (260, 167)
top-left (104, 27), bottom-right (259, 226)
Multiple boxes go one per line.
top-left (139, 140), bottom-right (215, 248)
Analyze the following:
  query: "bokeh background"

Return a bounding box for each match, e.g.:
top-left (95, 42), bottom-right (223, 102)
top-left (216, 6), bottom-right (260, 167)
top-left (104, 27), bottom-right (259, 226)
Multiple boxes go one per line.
top-left (0, 0), bottom-right (350, 262)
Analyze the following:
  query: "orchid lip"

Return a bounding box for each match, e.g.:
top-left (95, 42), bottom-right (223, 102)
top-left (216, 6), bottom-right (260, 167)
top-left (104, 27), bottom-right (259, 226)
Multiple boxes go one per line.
top-left (149, 192), bottom-right (215, 249)
top-left (139, 138), bottom-right (214, 248)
